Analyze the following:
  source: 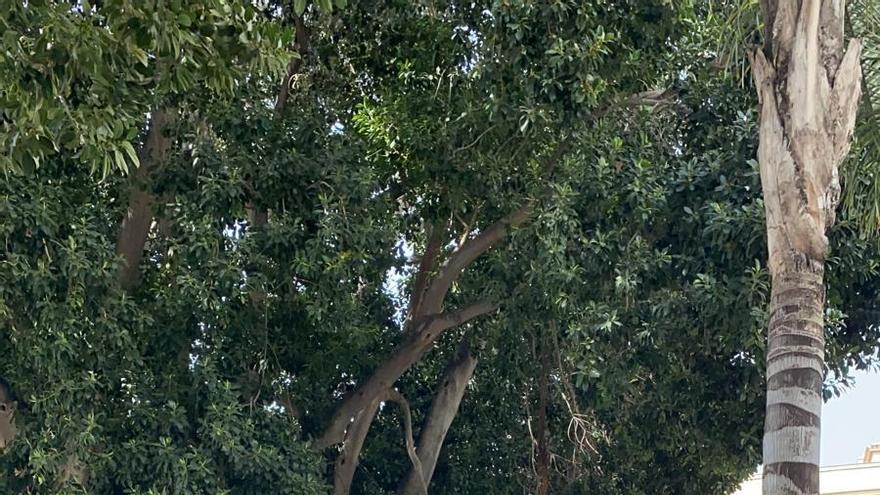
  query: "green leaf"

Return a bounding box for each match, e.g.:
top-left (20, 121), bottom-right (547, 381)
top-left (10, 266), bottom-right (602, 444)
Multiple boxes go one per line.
top-left (294, 0), bottom-right (307, 16)
top-left (114, 149), bottom-right (129, 174)
top-left (120, 141), bottom-right (140, 170)
top-left (131, 47), bottom-right (149, 66)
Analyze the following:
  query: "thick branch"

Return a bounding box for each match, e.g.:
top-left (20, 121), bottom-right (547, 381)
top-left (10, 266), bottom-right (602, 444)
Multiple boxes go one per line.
top-left (332, 389), bottom-right (425, 495)
top-left (406, 222), bottom-right (446, 325)
top-left (332, 399), bottom-right (381, 495)
top-left (115, 110), bottom-right (175, 290)
top-left (399, 338), bottom-right (477, 495)
top-left (415, 90), bottom-right (670, 316)
top-left (419, 205), bottom-right (533, 315)
top-left (316, 302), bottom-right (497, 449)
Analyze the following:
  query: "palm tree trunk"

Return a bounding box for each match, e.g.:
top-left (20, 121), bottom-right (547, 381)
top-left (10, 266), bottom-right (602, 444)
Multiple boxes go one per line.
top-left (752, 2), bottom-right (862, 494)
top-left (763, 255), bottom-right (825, 494)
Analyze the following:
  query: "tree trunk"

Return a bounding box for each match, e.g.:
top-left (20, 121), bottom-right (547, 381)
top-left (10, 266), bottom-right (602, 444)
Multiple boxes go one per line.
top-left (535, 334), bottom-right (552, 495)
top-left (752, 2), bottom-right (862, 494)
top-left (399, 339), bottom-right (478, 495)
top-left (115, 110), bottom-right (175, 290)
top-left (333, 389), bottom-right (423, 495)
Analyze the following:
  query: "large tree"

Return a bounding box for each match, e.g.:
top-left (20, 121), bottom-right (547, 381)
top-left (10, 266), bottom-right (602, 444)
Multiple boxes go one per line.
top-left (1, 2), bottom-right (879, 495)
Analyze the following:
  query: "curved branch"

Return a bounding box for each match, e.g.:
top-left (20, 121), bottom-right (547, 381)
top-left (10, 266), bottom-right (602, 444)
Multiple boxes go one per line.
top-left (399, 338), bottom-right (477, 495)
top-left (316, 302), bottom-right (497, 449)
top-left (383, 390), bottom-right (427, 495)
top-left (419, 205), bottom-right (533, 315)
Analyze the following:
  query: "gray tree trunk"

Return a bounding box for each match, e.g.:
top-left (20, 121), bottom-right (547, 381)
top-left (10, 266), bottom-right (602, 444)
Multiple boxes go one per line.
top-left (751, 1), bottom-right (862, 494)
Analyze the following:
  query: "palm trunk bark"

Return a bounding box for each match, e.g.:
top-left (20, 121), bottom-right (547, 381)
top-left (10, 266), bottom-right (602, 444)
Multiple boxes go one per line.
top-left (763, 256), bottom-right (826, 494)
top-left (752, 2), bottom-right (862, 494)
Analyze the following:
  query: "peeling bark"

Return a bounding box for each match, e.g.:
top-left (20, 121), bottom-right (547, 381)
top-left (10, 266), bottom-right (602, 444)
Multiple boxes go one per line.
top-left (115, 110), bottom-right (175, 290)
top-left (752, 2), bottom-right (862, 494)
top-left (398, 339), bottom-right (478, 495)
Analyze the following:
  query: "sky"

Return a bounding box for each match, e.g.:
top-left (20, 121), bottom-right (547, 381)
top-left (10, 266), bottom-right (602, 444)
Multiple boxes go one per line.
top-left (821, 369), bottom-right (880, 466)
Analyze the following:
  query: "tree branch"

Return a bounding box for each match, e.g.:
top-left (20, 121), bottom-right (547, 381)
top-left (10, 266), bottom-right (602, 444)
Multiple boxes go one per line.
top-left (383, 389), bottom-right (427, 495)
top-left (333, 399), bottom-right (381, 495)
top-left (331, 389), bottom-right (426, 495)
top-left (316, 302), bottom-right (497, 449)
top-left (406, 222), bottom-right (446, 325)
top-left (115, 110), bottom-right (175, 290)
top-left (398, 338), bottom-right (477, 495)
top-left (247, 14), bottom-right (310, 228)
top-left (274, 15), bottom-right (309, 113)
top-left (419, 205), bottom-right (533, 315)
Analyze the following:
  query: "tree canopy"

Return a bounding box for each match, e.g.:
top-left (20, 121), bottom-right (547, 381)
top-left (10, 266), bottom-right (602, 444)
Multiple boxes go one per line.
top-left (1, 1), bottom-right (878, 494)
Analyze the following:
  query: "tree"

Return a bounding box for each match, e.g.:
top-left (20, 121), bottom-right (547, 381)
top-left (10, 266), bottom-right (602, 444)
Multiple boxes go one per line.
top-left (2, 2), bottom-right (879, 495)
top-left (750, 2), bottom-right (863, 493)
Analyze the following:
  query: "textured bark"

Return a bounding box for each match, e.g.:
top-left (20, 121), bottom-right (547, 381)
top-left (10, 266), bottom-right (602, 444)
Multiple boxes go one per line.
top-left (752, 2), bottom-right (862, 494)
top-left (398, 339), bottom-right (478, 495)
top-left (115, 110), bottom-right (175, 290)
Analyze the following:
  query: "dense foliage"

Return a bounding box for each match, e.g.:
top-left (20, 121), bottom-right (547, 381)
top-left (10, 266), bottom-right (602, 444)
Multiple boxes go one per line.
top-left (1, 1), bottom-right (878, 494)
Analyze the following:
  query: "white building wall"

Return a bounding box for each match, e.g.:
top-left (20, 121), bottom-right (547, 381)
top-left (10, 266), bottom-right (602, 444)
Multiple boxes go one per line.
top-left (733, 463), bottom-right (880, 495)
